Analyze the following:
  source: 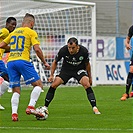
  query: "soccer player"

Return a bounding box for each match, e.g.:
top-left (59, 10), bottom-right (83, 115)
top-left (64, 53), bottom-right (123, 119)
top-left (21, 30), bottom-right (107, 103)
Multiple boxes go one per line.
top-left (121, 25), bottom-right (133, 100)
top-left (42, 37), bottom-right (101, 116)
top-left (0, 17), bottom-right (17, 110)
top-left (0, 13), bottom-right (50, 121)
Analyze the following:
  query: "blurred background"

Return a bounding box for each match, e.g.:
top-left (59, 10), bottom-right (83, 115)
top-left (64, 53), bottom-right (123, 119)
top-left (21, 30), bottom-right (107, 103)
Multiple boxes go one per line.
top-left (0, 0), bottom-right (132, 36)
top-left (67, 0), bottom-right (133, 37)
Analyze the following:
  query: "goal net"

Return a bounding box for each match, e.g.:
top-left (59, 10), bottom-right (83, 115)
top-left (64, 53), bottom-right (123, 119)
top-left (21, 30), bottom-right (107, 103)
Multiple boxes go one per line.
top-left (0, 0), bottom-right (96, 86)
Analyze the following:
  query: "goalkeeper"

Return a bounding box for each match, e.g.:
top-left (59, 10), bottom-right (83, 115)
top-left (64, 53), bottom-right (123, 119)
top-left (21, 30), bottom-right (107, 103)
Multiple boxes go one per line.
top-left (44, 37), bottom-right (101, 115)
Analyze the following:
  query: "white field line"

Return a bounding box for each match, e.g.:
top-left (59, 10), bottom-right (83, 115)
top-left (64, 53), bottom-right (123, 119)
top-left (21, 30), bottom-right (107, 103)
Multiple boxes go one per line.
top-left (0, 127), bottom-right (133, 131)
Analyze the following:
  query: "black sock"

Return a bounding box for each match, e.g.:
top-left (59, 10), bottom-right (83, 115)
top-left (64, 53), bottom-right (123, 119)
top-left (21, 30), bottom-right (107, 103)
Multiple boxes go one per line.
top-left (44, 86), bottom-right (56, 107)
top-left (126, 72), bottom-right (133, 94)
top-left (86, 87), bottom-right (96, 108)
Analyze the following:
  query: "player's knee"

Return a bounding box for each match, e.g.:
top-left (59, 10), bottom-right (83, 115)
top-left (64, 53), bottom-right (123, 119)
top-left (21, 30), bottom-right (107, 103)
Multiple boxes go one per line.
top-left (31, 80), bottom-right (43, 88)
top-left (80, 77), bottom-right (90, 88)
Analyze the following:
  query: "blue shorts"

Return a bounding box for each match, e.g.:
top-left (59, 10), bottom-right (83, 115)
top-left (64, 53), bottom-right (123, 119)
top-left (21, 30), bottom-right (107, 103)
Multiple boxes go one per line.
top-left (0, 60), bottom-right (8, 76)
top-left (7, 60), bottom-right (40, 88)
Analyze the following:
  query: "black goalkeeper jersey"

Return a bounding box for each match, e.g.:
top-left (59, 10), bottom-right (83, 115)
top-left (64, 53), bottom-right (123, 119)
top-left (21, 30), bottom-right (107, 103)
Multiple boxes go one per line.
top-left (55, 45), bottom-right (89, 71)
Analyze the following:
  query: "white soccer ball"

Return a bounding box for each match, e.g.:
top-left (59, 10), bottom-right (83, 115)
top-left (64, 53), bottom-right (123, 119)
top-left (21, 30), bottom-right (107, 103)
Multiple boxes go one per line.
top-left (35, 106), bottom-right (49, 120)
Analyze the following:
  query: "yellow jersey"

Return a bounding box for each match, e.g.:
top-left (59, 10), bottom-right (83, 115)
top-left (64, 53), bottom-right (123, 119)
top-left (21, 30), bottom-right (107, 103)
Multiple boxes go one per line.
top-left (4, 27), bottom-right (40, 62)
top-left (0, 28), bottom-right (10, 60)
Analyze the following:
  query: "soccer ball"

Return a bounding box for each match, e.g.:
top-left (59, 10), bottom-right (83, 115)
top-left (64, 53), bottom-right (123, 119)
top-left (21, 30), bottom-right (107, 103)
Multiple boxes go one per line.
top-left (35, 106), bottom-right (49, 120)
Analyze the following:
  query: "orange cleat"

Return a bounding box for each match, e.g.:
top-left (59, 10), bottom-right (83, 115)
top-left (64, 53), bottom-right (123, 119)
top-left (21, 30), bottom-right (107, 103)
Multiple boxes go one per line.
top-left (120, 93), bottom-right (129, 101)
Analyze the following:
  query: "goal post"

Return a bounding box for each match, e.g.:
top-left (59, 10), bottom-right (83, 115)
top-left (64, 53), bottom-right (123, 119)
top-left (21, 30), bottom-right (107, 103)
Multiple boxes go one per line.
top-left (37, 0), bottom-right (97, 86)
top-left (0, 0), bottom-right (96, 86)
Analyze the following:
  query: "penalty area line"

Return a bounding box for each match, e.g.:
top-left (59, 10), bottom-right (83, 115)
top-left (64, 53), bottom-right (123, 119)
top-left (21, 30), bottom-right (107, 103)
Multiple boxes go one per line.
top-left (0, 127), bottom-right (133, 131)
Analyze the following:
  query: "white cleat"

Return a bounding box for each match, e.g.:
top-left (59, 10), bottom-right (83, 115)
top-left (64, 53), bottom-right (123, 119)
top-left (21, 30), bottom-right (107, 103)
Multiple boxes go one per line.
top-left (93, 106), bottom-right (101, 114)
top-left (0, 104), bottom-right (5, 110)
top-left (41, 89), bottom-right (44, 92)
top-left (7, 88), bottom-right (12, 93)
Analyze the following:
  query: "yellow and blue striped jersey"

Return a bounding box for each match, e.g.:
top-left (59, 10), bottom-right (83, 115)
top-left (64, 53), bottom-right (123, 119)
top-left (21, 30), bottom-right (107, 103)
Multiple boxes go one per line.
top-left (4, 27), bottom-right (40, 62)
top-left (0, 28), bottom-right (10, 60)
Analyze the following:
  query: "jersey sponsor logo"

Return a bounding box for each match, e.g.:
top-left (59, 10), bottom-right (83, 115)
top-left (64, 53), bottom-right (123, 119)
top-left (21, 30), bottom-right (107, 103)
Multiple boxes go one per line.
top-left (66, 60), bottom-right (82, 66)
top-left (10, 52), bottom-right (22, 57)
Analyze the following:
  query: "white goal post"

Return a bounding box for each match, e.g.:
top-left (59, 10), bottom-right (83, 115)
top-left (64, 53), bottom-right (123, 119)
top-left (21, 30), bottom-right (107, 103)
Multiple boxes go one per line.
top-left (0, 0), bottom-right (96, 86)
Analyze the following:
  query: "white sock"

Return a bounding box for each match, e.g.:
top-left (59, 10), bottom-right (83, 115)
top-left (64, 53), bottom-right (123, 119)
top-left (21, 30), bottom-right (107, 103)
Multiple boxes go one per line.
top-left (0, 80), bottom-right (9, 96)
top-left (11, 92), bottom-right (20, 114)
top-left (28, 86), bottom-right (42, 107)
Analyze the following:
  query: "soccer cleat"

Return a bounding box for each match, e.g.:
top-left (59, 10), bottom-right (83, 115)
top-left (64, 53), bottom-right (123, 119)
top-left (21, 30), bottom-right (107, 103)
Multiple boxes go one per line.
top-left (129, 92), bottom-right (133, 98)
top-left (42, 106), bottom-right (49, 115)
top-left (7, 88), bottom-right (12, 93)
top-left (26, 106), bottom-right (44, 117)
top-left (120, 93), bottom-right (129, 101)
top-left (0, 104), bottom-right (5, 110)
top-left (93, 107), bottom-right (101, 114)
top-left (12, 113), bottom-right (18, 121)
top-left (41, 89), bottom-right (44, 93)
top-left (43, 106), bottom-right (49, 113)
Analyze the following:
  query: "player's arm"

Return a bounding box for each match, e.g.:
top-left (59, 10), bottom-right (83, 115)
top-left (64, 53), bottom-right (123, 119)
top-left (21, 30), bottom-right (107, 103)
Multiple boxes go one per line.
top-left (48, 48), bottom-right (62, 82)
top-left (125, 36), bottom-right (132, 50)
top-left (0, 41), bottom-right (10, 51)
top-left (33, 44), bottom-right (50, 70)
top-left (48, 60), bottom-right (57, 82)
top-left (125, 26), bottom-right (133, 50)
top-left (4, 48), bottom-right (10, 53)
top-left (0, 33), bottom-right (11, 51)
top-left (31, 30), bottom-right (50, 69)
top-left (50, 60), bottom-right (57, 76)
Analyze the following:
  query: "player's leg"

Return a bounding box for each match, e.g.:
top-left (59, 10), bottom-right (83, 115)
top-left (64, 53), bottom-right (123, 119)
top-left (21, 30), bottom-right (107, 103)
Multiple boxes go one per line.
top-left (25, 79), bottom-right (43, 116)
top-left (44, 71), bottom-right (70, 108)
top-left (74, 70), bottom-right (101, 114)
top-left (1, 75), bottom-right (11, 93)
top-left (121, 63), bottom-right (133, 100)
top-left (0, 61), bottom-right (10, 95)
top-left (20, 60), bottom-right (43, 116)
top-left (7, 61), bottom-right (22, 121)
top-left (44, 76), bottom-right (63, 108)
top-left (0, 77), bottom-right (5, 109)
top-left (0, 62), bottom-right (10, 109)
top-left (11, 87), bottom-right (20, 121)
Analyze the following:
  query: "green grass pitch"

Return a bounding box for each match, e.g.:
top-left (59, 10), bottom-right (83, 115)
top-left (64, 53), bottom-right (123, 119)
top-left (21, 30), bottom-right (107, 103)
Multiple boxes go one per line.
top-left (0, 86), bottom-right (133, 133)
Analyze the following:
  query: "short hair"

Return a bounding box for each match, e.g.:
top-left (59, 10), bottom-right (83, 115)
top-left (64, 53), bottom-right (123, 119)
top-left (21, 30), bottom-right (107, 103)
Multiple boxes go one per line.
top-left (67, 37), bottom-right (78, 45)
top-left (24, 13), bottom-right (35, 20)
top-left (6, 17), bottom-right (16, 23)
